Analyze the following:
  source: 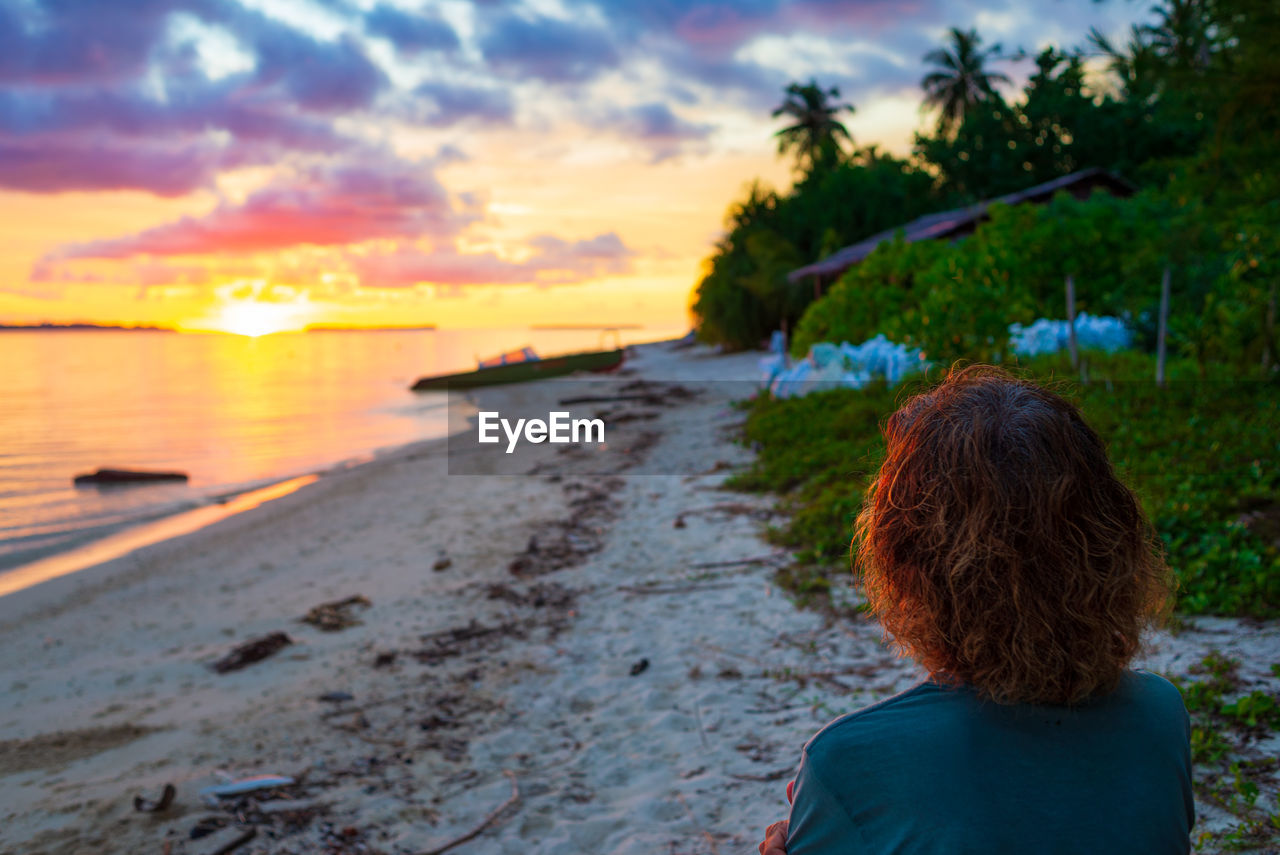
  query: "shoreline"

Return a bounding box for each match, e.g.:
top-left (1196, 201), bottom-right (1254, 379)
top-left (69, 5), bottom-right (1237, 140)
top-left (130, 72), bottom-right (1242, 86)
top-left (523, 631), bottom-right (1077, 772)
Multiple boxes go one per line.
top-left (0, 435), bottom-right (451, 606)
top-left (0, 331), bottom-right (691, 594)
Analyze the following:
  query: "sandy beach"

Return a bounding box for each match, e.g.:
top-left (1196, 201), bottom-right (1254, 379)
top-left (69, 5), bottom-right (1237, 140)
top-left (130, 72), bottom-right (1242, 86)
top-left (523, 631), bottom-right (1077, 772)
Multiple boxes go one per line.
top-left (2, 341), bottom-right (1277, 855)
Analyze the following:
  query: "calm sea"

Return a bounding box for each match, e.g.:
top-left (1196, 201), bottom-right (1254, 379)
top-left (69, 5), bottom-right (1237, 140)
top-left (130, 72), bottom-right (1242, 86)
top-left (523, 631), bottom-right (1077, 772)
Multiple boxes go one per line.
top-left (0, 327), bottom-right (682, 575)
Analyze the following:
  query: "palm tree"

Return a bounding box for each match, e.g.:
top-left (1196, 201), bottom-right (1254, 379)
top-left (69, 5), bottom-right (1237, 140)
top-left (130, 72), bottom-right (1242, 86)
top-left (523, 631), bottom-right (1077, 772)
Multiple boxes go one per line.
top-left (1145, 0), bottom-right (1213, 70)
top-left (771, 80), bottom-right (855, 173)
top-left (921, 27), bottom-right (1011, 135)
top-left (1088, 25), bottom-right (1162, 101)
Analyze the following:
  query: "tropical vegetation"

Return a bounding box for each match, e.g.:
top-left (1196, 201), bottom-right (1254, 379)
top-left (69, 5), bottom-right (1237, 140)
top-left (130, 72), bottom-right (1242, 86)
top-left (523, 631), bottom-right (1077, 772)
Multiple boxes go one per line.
top-left (694, 3), bottom-right (1280, 843)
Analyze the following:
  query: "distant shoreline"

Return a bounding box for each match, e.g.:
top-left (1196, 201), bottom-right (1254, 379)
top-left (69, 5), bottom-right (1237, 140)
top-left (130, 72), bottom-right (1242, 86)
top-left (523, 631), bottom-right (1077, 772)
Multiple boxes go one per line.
top-left (0, 323), bottom-right (175, 332)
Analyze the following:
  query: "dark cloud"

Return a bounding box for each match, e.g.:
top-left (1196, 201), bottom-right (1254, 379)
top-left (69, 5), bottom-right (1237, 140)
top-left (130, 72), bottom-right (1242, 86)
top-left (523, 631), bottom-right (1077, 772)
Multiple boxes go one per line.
top-left (0, 85), bottom-right (347, 150)
top-left (49, 158), bottom-right (466, 258)
top-left (0, 137), bottom-right (226, 196)
top-left (0, 0), bottom-right (211, 85)
top-left (562, 0), bottom-right (926, 102)
top-left (0, 0), bottom-right (394, 196)
top-left (479, 13), bottom-right (620, 83)
top-left (233, 13), bottom-right (389, 112)
top-left (605, 102), bottom-right (714, 162)
top-left (365, 4), bottom-right (458, 54)
top-left (351, 232), bottom-right (634, 288)
top-left (412, 80), bottom-right (515, 126)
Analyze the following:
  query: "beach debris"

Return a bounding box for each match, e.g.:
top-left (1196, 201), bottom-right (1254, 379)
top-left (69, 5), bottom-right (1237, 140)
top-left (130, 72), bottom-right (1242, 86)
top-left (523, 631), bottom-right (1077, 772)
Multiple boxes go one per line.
top-left (210, 632), bottom-right (293, 673)
top-left (629, 658), bottom-right (650, 676)
top-left (72, 467), bottom-right (188, 486)
top-left (508, 478), bottom-right (620, 575)
top-left (673, 515), bottom-right (687, 528)
top-left (199, 774), bottom-right (296, 800)
top-left (432, 556), bottom-right (453, 571)
top-left (132, 782), bottom-right (175, 813)
top-left (415, 770), bottom-right (520, 855)
top-left (415, 619), bottom-right (534, 665)
top-left (189, 824), bottom-right (256, 855)
top-left (317, 691), bottom-right (354, 704)
top-left (373, 650), bottom-right (398, 668)
top-left (189, 817), bottom-right (228, 839)
top-left (301, 595), bottom-right (370, 631)
top-left (485, 581), bottom-right (576, 609)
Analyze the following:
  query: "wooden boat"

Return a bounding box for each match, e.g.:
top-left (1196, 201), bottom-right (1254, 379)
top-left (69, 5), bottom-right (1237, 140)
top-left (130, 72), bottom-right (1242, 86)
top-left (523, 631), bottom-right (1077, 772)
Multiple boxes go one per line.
top-left (410, 347), bottom-right (624, 391)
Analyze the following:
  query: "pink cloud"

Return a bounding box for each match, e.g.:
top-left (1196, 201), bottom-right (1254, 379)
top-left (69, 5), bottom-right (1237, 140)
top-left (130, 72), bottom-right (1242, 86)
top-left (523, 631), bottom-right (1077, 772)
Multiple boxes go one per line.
top-left (51, 159), bottom-right (467, 259)
top-left (351, 233), bottom-right (635, 288)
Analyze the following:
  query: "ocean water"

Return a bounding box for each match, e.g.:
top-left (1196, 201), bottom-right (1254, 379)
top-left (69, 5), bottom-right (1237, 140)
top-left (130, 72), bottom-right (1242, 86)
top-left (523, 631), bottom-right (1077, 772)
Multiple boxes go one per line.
top-left (0, 327), bottom-right (681, 574)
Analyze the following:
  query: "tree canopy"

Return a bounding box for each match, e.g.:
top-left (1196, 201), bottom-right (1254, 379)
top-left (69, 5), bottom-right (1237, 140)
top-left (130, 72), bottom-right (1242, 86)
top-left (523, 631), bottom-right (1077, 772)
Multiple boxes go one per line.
top-left (771, 80), bottom-right (856, 173)
top-left (692, 0), bottom-right (1277, 369)
top-left (920, 27), bottom-right (1011, 135)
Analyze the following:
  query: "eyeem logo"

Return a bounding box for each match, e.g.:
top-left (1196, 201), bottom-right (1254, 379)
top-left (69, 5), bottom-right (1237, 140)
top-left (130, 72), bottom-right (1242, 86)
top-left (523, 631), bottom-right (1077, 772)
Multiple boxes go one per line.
top-left (477, 411), bottom-right (606, 454)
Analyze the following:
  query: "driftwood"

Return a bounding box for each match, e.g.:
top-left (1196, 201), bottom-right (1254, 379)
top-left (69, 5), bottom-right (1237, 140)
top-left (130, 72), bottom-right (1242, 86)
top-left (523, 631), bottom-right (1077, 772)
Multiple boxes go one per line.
top-left (301, 595), bottom-right (371, 631)
top-left (73, 467), bottom-right (188, 486)
top-left (211, 633), bottom-right (293, 674)
top-left (415, 770), bottom-right (519, 855)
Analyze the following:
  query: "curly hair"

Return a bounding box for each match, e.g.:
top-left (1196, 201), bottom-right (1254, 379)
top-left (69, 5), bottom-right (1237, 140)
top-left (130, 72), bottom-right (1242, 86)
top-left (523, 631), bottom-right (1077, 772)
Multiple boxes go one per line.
top-left (854, 365), bottom-right (1173, 706)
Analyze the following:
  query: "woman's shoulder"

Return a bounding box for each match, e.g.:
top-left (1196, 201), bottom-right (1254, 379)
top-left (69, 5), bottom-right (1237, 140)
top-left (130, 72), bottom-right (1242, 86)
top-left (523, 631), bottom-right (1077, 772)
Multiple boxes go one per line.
top-left (803, 670), bottom-right (1187, 759)
top-left (1111, 669), bottom-right (1190, 722)
top-left (803, 680), bottom-right (965, 755)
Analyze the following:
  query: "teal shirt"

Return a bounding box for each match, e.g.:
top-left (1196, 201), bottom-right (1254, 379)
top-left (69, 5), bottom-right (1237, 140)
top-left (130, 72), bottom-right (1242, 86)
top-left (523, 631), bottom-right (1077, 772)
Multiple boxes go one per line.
top-left (785, 671), bottom-right (1193, 855)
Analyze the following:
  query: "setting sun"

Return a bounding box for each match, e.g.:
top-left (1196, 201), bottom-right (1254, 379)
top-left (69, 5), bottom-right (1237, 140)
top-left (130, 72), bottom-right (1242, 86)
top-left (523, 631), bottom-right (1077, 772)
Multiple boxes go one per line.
top-left (201, 300), bottom-right (306, 337)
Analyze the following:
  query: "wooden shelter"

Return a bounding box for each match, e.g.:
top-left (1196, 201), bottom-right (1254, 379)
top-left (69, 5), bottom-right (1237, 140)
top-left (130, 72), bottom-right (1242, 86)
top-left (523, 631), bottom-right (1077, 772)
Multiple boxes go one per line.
top-left (787, 168), bottom-right (1137, 298)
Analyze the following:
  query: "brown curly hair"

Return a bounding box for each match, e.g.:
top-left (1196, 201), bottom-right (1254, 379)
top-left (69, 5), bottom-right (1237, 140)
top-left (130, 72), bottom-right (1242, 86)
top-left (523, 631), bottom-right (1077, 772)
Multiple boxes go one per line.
top-left (854, 365), bottom-right (1173, 706)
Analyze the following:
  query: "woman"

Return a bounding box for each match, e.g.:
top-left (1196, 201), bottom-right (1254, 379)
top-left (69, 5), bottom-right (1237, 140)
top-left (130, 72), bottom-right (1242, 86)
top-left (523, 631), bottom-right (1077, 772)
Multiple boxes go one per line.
top-left (759, 365), bottom-right (1193, 855)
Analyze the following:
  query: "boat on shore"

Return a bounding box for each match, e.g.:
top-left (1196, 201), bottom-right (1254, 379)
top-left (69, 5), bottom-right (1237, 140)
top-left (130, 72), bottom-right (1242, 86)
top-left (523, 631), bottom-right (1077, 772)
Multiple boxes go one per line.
top-left (410, 347), bottom-right (624, 391)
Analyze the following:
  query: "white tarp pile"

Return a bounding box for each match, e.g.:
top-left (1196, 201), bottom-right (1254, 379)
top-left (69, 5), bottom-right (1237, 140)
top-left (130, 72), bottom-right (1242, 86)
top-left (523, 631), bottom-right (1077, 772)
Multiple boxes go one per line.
top-left (761, 314), bottom-right (1133, 399)
top-left (763, 334), bottom-right (924, 399)
top-left (1008, 313), bottom-right (1132, 357)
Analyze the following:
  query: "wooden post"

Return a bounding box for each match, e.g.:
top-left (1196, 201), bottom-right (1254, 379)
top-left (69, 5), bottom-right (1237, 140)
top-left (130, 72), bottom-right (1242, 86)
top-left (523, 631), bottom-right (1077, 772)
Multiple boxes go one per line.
top-left (1265, 280), bottom-right (1277, 373)
top-left (1065, 275), bottom-right (1079, 369)
top-left (1156, 266), bottom-right (1170, 388)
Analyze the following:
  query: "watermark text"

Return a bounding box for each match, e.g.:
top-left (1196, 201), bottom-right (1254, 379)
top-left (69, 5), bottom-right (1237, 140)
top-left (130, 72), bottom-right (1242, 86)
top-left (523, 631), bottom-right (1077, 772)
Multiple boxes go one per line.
top-left (477, 411), bottom-right (605, 453)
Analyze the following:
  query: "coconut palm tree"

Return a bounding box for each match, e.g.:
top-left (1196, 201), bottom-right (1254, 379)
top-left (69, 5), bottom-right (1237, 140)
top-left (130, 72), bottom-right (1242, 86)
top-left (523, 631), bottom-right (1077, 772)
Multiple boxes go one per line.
top-left (1088, 25), bottom-right (1163, 101)
top-left (921, 27), bottom-right (1011, 135)
top-left (1145, 0), bottom-right (1213, 70)
top-left (771, 80), bottom-right (855, 173)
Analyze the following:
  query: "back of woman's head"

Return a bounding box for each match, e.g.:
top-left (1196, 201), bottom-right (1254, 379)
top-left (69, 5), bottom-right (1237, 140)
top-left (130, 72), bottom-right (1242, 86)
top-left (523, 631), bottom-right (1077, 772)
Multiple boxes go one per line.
top-left (855, 364), bottom-right (1172, 706)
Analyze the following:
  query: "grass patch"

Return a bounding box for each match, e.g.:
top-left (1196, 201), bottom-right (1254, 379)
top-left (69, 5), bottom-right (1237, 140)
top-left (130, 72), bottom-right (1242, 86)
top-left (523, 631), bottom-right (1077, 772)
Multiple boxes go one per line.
top-left (1167, 653), bottom-right (1280, 850)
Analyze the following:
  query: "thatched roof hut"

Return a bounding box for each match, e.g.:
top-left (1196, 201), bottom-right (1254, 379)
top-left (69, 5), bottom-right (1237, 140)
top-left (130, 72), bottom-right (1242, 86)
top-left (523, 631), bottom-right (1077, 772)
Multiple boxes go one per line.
top-left (787, 168), bottom-right (1136, 292)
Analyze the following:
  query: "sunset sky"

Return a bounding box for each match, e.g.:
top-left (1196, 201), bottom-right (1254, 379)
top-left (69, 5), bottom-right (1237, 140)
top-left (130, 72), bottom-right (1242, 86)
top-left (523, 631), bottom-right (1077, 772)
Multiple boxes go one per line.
top-left (1, 0), bottom-right (1151, 334)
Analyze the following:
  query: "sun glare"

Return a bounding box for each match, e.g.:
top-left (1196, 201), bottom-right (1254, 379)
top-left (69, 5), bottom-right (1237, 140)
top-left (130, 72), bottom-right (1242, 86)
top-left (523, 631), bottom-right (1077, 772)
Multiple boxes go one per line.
top-left (208, 300), bottom-right (303, 337)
